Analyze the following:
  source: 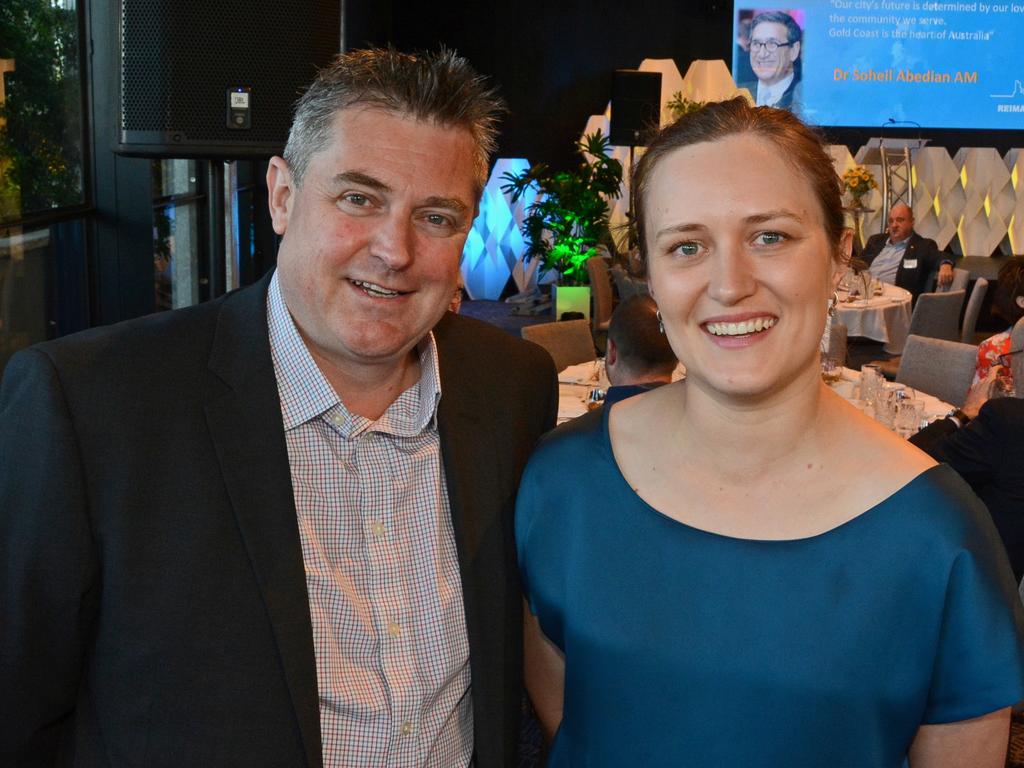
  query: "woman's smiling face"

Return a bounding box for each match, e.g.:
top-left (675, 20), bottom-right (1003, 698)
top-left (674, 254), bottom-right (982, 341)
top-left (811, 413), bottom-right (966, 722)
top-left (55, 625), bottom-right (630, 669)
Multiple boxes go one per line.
top-left (644, 132), bottom-right (846, 400)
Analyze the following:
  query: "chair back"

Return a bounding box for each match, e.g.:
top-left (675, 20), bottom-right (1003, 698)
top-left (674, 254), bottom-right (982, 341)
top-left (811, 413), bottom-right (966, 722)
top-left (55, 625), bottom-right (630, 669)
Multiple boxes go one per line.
top-left (938, 267), bottom-right (970, 293)
top-left (960, 277), bottom-right (988, 344)
top-left (586, 256), bottom-right (614, 332)
top-left (1011, 316), bottom-right (1024, 352)
top-left (521, 319), bottom-right (596, 371)
top-left (896, 335), bottom-right (977, 407)
top-left (907, 289), bottom-right (966, 342)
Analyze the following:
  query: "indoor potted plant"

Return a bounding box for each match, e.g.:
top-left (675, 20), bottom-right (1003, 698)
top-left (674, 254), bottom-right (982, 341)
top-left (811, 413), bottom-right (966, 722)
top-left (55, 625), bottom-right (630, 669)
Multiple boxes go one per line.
top-left (501, 130), bottom-right (623, 320)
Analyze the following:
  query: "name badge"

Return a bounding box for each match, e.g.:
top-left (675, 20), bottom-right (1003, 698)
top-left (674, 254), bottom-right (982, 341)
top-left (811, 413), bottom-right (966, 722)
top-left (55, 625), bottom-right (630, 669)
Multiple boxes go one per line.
top-left (902, 258), bottom-right (918, 269)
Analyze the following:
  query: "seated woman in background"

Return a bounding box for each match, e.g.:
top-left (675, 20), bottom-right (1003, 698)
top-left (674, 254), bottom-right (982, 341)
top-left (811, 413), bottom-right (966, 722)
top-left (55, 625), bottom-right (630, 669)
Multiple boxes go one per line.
top-left (516, 98), bottom-right (1024, 767)
top-left (973, 256), bottom-right (1024, 387)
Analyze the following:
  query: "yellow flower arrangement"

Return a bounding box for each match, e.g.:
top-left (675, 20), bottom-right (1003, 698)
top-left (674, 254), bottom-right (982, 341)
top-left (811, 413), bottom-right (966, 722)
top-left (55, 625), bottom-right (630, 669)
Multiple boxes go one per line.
top-left (841, 165), bottom-right (878, 206)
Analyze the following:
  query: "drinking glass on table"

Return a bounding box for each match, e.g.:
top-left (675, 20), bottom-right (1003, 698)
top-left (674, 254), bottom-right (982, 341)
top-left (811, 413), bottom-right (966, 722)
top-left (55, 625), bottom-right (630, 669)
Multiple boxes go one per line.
top-left (820, 355), bottom-right (841, 384)
top-left (873, 383), bottom-right (905, 429)
top-left (894, 398), bottom-right (924, 439)
top-left (860, 364), bottom-right (882, 405)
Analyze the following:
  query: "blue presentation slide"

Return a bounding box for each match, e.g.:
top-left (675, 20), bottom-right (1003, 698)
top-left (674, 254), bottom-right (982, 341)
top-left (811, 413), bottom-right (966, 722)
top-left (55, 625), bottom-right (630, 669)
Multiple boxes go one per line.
top-left (733, 2), bottom-right (1024, 129)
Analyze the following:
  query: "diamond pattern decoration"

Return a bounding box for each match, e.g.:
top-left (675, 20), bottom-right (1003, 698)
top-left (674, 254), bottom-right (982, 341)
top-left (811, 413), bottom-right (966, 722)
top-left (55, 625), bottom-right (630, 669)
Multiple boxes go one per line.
top-left (460, 158), bottom-right (536, 300)
top-left (954, 148), bottom-right (1012, 259)
top-left (908, 147), bottom-right (960, 250)
top-left (1006, 150), bottom-right (1024, 256)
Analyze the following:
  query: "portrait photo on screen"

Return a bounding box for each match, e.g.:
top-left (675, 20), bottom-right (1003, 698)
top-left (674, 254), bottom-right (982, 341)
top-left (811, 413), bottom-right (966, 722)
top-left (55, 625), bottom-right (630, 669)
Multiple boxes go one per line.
top-left (736, 9), bottom-right (807, 118)
top-left (732, 1), bottom-right (1024, 130)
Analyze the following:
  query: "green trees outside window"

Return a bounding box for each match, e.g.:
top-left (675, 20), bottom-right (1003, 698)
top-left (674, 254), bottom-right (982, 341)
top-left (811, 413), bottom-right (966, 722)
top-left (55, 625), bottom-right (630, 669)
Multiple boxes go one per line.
top-left (0, 0), bottom-right (83, 223)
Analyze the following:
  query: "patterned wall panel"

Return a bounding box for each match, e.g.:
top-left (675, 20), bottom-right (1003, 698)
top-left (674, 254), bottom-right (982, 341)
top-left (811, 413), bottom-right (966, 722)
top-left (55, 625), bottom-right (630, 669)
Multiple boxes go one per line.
top-left (1006, 150), bottom-right (1024, 256)
top-left (460, 158), bottom-right (536, 300)
top-left (907, 147), bottom-right (960, 250)
top-left (954, 148), bottom-right (1012, 258)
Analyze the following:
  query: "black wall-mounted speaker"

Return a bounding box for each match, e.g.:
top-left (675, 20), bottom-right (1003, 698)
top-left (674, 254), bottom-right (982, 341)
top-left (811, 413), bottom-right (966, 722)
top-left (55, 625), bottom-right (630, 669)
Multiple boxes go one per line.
top-left (609, 70), bottom-right (662, 147)
top-left (117, 0), bottom-right (340, 159)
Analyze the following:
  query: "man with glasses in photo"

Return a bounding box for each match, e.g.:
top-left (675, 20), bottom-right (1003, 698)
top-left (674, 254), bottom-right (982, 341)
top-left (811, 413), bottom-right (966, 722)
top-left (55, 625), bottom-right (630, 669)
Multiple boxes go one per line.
top-left (740, 10), bottom-right (804, 113)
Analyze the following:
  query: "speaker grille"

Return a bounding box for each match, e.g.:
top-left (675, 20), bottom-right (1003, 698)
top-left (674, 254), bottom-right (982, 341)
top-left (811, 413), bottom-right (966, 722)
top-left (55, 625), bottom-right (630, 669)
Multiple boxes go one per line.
top-left (120, 0), bottom-right (339, 156)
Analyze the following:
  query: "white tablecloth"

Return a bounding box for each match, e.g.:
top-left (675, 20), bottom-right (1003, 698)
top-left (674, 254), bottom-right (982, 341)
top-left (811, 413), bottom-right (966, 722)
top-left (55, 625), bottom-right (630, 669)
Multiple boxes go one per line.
top-left (557, 365), bottom-right (952, 431)
top-left (835, 282), bottom-right (913, 355)
top-left (557, 361), bottom-right (684, 424)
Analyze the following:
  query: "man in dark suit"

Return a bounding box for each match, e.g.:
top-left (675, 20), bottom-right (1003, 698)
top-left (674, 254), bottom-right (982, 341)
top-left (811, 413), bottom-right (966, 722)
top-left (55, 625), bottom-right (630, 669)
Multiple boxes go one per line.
top-left (0, 48), bottom-right (557, 767)
top-left (910, 360), bottom-right (1024, 582)
top-left (861, 202), bottom-right (953, 302)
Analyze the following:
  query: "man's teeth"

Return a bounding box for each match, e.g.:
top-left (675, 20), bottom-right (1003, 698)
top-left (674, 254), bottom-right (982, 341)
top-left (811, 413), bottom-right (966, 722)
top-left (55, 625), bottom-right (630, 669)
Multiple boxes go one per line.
top-left (706, 317), bottom-right (776, 336)
top-left (353, 279), bottom-right (400, 297)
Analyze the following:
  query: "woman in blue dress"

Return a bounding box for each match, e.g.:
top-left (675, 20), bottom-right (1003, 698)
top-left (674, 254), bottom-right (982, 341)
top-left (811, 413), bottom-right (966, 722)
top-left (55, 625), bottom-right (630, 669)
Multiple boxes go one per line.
top-left (516, 98), bottom-right (1024, 766)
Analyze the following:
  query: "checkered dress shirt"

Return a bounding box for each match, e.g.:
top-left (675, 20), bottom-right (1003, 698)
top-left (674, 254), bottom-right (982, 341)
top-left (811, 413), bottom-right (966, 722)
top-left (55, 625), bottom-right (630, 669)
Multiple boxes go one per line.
top-left (267, 273), bottom-right (472, 767)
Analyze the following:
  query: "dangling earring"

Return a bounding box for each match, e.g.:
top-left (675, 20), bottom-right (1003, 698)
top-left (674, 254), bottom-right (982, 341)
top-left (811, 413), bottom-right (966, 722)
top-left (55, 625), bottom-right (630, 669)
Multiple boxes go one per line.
top-left (828, 291), bottom-right (839, 318)
top-left (656, 309), bottom-right (665, 334)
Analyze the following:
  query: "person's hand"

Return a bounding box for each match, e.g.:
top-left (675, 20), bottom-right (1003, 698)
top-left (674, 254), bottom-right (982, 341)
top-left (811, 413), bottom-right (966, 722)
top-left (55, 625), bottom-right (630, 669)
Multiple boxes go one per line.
top-left (937, 262), bottom-right (954, 287)
top-left (961, 367), bottom-right (1003, 419)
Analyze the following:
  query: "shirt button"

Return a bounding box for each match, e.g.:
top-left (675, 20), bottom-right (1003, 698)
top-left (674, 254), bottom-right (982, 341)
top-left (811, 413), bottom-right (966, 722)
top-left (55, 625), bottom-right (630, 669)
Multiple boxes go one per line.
top-left (387, 622), bottom-right (401, 638)
top-left (371, 521), bottom-right (385, 536)
top-left (400, 721), bottom-right (413, 736)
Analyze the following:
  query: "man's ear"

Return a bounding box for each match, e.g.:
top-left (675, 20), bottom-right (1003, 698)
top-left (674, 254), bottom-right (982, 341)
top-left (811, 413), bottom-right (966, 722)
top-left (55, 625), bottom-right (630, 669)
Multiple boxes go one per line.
top-left (606, 337), bottom-right (618, 367)
top-left (266, 156), bottom-right (294, 236)
top-left (790, 41), bottom-right (801, 65)
top-left (1015, 295), bottom-right (1024, 310)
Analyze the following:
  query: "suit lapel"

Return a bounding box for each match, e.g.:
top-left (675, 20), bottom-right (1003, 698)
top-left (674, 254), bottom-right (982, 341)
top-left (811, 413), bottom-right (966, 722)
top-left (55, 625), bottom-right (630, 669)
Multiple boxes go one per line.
top-left (204, 277), bottom-right (323, 768)
top-left (435, 317), bottom-right (496, 571)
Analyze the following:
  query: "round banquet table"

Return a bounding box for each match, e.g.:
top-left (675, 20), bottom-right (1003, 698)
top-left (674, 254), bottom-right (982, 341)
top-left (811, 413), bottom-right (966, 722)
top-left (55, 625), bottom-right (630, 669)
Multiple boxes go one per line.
top-left (835, 282), bottom-right (913, 355)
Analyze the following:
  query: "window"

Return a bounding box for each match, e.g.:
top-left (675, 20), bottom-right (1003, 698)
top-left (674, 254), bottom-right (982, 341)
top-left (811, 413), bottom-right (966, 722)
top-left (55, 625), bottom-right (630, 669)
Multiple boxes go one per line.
top-left (0, 0), bottom-right (87, 373)
top-left (0, 0), bottom-right (85, 224)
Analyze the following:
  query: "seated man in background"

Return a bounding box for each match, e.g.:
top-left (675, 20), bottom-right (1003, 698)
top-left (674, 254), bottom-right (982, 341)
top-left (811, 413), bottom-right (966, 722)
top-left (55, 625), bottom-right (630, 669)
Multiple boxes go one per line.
top-left (910, 356), bottom-right (1024, 583)
top-left (862, 202), bottom-right (953, 302)
top-left (603, 296), bottom-right (677, 405)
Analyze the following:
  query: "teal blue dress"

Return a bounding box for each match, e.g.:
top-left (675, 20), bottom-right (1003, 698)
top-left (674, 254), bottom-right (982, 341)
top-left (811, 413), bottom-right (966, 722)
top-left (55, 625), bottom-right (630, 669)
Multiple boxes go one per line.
top-left (516, 408), bottom-right (1024, 767)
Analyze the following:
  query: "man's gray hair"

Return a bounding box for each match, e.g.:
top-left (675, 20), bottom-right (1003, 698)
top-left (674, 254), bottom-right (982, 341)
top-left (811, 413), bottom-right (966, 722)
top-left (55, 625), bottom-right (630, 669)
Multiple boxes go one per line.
top-left (283, 47), bottom-right (505, 193)
top-left (751, 10), bottom-right (803, 45)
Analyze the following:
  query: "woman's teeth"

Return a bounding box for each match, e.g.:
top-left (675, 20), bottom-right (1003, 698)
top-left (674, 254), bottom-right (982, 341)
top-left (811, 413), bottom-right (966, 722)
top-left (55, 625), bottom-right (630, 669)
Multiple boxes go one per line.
top-left (352, 279), bottom-right (400, 298)
top-left (705, 317), bottom-right (776, 336)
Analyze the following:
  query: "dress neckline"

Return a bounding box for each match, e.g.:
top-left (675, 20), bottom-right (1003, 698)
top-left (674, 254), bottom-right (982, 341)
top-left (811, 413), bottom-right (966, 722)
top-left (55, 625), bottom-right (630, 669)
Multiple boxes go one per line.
top-left (599, 402), bottom-right (946, 545)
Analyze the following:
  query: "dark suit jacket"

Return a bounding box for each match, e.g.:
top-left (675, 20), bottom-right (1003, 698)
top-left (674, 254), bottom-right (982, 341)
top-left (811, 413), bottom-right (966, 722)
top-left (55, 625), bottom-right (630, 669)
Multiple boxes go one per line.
top-left (0, 274), bottom-right (558, 767)
top-left (738, 72), bottom-right (802, 113)
top-left (861, 232), bottom-right (951, 302)
top-left (910, 398), bottom-right (1024, 581)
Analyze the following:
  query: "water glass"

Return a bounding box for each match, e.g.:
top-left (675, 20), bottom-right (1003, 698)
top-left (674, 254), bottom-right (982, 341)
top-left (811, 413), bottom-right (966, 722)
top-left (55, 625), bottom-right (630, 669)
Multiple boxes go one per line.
top-left (821, 356), bottom-right (841, 384)
top-left (894, 398), bottom-right (924, 438)
top-left (860, 364), bottom-right (882, 405)
top-left (873, 382), bottom-right (905, 429)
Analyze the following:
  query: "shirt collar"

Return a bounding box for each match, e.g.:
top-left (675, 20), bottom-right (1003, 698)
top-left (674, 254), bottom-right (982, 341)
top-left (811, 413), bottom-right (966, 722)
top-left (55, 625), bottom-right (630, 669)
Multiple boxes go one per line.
top-left (886, 234), bottom-right (911, 248)
top-left (266, 270), bottom-right (442, 436)
top-left (756, 71), bottom-right (794, 106)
